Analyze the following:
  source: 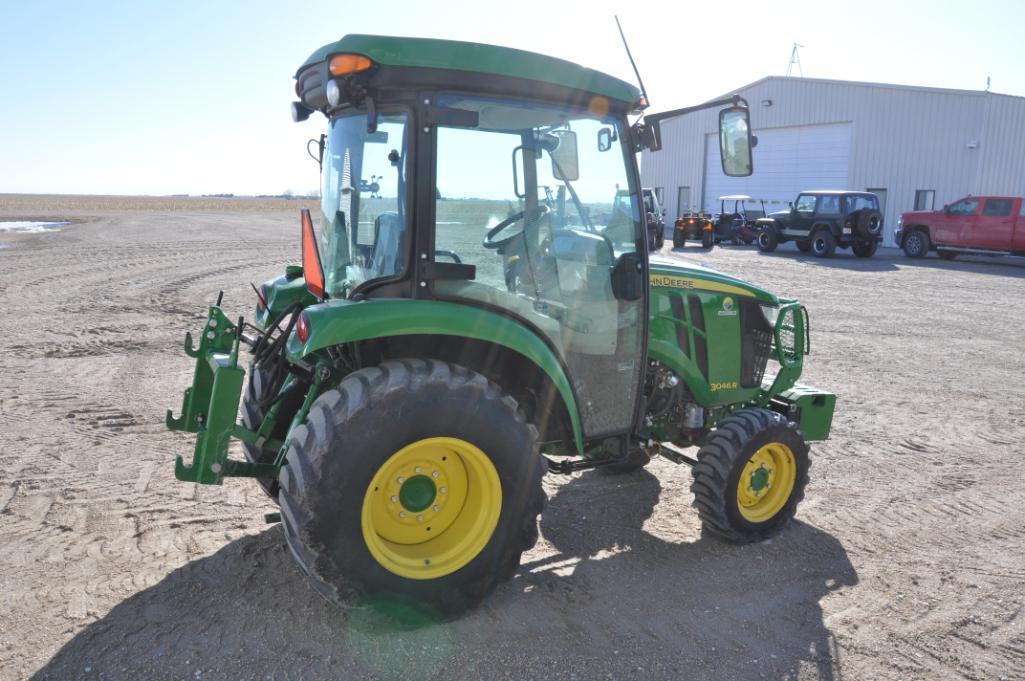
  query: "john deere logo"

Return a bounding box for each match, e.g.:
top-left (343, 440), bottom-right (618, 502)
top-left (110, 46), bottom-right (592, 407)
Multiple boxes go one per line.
top-left (718, 296), bottom-right (738, 317)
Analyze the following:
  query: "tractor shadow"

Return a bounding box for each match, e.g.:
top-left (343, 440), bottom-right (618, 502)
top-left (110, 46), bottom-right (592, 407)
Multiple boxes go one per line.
top-left (31, 470), bottom-right (856, 681)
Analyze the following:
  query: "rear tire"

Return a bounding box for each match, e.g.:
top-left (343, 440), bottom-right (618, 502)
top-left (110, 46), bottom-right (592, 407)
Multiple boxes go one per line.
top-left (241, 366), bottom-right (281, 500)
top-left (672, 233), bottom-right (683, 249)
top-left (902, 230), bottom-right (930, 258)
top-left (852, 240), bottom-right (878, 258)
top-left (690, 408), bottom-right (810, 543)
top-left (810, 230), bottom-right (837, 258)
top-left (756, 226), bottom-right (779, 252)
top-left (701, 232), bottom-right (714, 249)
top-left (277, 359), bottom-right (545, 619)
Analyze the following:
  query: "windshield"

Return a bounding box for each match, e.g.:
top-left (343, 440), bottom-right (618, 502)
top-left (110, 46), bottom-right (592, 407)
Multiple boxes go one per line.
top-left (319, 111), bottom-right (409, 297)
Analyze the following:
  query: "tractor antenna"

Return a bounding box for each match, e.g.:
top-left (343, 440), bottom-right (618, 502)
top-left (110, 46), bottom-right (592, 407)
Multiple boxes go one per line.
top-left (786, 42), bottom-right (804, 77)
top-left (615, 15), bottom-right (650, 109)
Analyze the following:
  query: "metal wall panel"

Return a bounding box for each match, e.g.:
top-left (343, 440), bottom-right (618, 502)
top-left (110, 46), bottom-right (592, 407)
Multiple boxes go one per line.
top-left (641, 77), bottom-right (1025, 247)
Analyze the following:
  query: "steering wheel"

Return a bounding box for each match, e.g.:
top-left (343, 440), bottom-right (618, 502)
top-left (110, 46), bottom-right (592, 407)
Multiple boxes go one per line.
top-left (482, 206), bottom-right (547, 250)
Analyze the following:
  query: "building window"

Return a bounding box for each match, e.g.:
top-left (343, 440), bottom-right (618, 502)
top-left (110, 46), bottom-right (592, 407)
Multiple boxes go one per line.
top-left (914, 190), bottom-right (935, 211)
top-left (677, 186), bottom-right (691, 215)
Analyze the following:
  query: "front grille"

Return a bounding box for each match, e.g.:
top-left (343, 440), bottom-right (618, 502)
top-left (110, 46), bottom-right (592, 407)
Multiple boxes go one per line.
top-left (740, 299), bottom-right (772, 387)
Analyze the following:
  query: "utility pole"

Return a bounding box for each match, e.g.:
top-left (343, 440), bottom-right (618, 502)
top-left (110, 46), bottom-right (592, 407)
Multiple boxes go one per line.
top-left (786, 43), bottom-right (804, 77)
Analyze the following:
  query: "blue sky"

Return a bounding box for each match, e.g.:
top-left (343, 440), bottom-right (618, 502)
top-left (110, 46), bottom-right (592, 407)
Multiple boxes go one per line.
top-left (2, 0), bottom-right (1023, 196)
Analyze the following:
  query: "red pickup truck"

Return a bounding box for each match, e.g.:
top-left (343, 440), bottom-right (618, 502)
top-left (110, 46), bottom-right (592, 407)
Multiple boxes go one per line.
top-left (896, 196), bottom-right (1025, 259)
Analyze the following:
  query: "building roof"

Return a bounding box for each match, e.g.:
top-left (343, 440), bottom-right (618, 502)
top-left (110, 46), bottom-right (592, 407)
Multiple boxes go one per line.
top-left (715, 75), bottom-right (1024, 102)
top-left (299, 34), bottom-right (642, 105)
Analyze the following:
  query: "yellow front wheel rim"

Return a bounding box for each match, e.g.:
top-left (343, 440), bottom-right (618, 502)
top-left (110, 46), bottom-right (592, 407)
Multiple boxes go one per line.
top-left (361, 437), bottom-right (502, 580)
top-left (736, 443), bottom-right (797, 523)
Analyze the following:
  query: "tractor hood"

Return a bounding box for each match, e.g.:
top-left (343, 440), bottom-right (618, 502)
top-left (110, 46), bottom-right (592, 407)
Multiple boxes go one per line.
top-left (649, 256), bottom-right (778, 305)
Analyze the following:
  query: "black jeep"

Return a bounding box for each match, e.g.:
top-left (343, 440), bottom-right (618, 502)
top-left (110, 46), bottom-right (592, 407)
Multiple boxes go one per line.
top-left (755, 190), bottom-right (883, 258)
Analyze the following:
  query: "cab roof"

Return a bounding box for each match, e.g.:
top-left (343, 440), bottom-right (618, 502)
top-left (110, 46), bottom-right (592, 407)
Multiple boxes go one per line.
top-left (298, 34), bottom-right (642, 106)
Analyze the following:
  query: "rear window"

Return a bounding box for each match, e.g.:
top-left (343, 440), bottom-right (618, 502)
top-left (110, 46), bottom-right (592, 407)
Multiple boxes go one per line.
top-left (847, 195), bottom-right (879, 212)
top-left (983, 198), bottom-right (1013, 217)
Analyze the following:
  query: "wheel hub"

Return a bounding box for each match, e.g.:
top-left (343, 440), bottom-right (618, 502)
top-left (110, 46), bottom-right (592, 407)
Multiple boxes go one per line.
top-left (399, 475), bottom-right (437, 512)
top-left (735, 443), bottom-right (798, 523)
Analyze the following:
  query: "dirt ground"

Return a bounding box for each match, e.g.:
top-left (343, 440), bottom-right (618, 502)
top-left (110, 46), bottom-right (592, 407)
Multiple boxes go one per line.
top-left (1, 197), bottom-right (1024, 681)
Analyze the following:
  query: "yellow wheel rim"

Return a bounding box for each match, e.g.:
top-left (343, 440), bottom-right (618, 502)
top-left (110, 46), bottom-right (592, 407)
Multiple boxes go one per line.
top-left (736, 442), bottom-right (797, 523)
top-left (361, 437), bottom-right (502, 580)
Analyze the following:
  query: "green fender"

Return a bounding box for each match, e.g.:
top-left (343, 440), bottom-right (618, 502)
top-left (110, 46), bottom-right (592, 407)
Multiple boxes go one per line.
top-left (286, 298), bottom-right (584, 452)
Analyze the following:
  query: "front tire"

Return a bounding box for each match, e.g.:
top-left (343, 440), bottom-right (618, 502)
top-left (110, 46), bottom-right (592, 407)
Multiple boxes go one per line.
top-left (757, 226), bottom-right (779, 252)
top-left (690, 408), bottom-right (810, 543)
top-left (278, 359), bottom-right (545, 619)
top-left (902, 230), bottom-right (930, 258)
top-left (701, 231), bottom-right (714, 249)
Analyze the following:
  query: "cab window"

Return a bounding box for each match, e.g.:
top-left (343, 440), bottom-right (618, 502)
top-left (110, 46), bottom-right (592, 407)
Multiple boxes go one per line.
top-left (982, 198), bottom-right (1012, 217)
top-left (795, 195), bottom-right (816, 214)
top-left (816, 195), bottom-right (841, 216)
top-left (949, 198), bottom-right (980, 215)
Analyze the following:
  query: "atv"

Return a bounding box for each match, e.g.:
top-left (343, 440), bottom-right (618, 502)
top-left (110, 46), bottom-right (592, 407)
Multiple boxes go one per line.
top-left (673, 211), bottom-right (715, 249)
top-left (167, 34), bottom-right (835, 619)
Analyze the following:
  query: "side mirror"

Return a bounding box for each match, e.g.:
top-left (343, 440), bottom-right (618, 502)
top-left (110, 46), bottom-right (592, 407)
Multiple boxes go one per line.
top-left (718, 107), bottom-right (753, 177)
top-left (549, 130), bottom-right (579, 181)
top-left (597, 127), bottom-right (617, 152)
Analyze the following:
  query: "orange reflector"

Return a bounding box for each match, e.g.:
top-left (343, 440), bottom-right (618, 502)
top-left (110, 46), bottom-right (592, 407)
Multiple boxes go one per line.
top-left (301, 209), bottom-right (326, 299)
top-left (329, 53), bottom-right (373, 76)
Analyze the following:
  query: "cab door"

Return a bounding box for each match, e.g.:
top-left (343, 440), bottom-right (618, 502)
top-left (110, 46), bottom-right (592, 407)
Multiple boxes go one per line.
top-left (935, 197), bottom-right (979, 246)
top-left (971, 198), bottom-right (1015, 250)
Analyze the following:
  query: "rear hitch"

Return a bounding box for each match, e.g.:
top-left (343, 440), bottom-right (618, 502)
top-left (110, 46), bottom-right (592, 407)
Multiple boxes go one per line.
top-left (168, 302), bottom-right (277, 485)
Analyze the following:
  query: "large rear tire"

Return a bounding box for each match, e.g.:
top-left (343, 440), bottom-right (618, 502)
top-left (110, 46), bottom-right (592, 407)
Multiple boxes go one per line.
top-left (691, 408), bottom-right (809, 543)
top-left (278, 359), bottom-right (545, 619)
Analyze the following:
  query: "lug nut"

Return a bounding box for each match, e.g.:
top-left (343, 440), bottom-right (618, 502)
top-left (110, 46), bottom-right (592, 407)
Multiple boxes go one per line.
top-left (432, 471), bottom-right (439, 478)
top-left (397, 476), bottom-right (405, 484)
top-left (415, 466), bottom-right (422, 473)
top-left (439, 487), bottom-right (447, 494)
top-left (390, 495), bottom-right (398, 503)
top-left (399, 511), bottom-right (406, 518)
top-left (433, 505), bottom-right (440, 512)
top-left (416, 514), bottom-right (424, 522)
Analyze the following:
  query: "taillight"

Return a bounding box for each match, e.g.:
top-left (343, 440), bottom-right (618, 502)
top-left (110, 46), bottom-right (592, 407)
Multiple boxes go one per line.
top-left (296, 312), bottom-right (311, 344)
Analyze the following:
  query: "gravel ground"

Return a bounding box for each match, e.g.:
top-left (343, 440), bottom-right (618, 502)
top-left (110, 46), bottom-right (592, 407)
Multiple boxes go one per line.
top-left (1, 198), bottom-right (1024, 681)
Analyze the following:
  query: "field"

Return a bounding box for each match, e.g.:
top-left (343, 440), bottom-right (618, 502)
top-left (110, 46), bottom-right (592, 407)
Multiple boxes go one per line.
top-left (2, 196), bottom-right (1025, 681)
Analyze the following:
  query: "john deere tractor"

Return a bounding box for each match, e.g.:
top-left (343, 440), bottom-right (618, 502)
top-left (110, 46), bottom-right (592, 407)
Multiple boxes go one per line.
top-left (167, 34), bottom-right (835, 618)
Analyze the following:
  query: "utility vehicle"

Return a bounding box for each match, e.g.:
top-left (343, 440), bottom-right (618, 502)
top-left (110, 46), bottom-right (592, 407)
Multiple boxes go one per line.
top-left (672, 211), bottom-right (715, 249)
top-left (756, 190), bottom-right (883, 257)
top-left (613, 188), bottom-right (664, 250)
top-left (167, 34), bottom-right (835, 618)
top-left (713, 195), bottom-right (777, 245)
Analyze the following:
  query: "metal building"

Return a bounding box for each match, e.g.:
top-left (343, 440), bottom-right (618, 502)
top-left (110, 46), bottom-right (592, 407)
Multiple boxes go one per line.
top-left (640, 77), bottom-right (1025, 246)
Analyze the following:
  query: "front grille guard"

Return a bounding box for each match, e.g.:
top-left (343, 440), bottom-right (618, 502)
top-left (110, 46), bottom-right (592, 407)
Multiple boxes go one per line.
top-left (757, 300), bottom-right (809, 405)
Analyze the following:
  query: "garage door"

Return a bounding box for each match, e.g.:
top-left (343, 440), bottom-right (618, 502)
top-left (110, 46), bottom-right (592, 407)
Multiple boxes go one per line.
top-left (702, 123), bottom-right (851, 212)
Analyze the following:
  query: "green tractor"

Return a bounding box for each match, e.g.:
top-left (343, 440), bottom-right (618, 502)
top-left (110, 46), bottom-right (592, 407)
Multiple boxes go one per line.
top-left (167, 34), bottom-right (835, 618)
